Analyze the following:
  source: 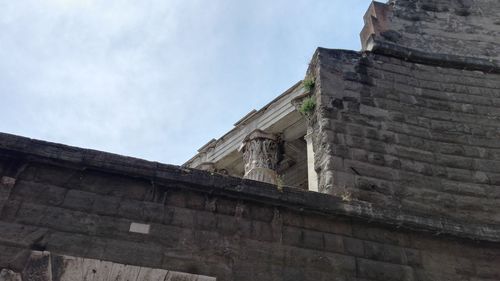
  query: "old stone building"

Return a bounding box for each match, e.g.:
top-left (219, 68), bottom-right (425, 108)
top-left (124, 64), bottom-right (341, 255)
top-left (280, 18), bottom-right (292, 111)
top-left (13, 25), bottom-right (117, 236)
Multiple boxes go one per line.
top-left (1, 0), bottom-right (500, 280)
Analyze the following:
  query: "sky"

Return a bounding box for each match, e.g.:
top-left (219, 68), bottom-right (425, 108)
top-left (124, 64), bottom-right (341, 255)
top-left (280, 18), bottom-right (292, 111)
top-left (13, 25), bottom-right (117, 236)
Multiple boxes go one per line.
top-left (0, 0), bottom-right (372, 165)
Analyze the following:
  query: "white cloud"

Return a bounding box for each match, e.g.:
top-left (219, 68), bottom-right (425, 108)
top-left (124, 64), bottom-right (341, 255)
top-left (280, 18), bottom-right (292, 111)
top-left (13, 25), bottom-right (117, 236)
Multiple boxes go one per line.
top-left (0, 0), bottom-right (371, 164)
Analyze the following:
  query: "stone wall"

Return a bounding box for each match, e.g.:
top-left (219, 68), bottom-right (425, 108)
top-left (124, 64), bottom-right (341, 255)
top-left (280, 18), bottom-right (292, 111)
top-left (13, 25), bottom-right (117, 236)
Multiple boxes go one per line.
top-left (308, 46), bottom-right (500, 226)
top-left (0, 133), bottom-right (499, 281)
top-left (361, 0), bottom-right (500, 65)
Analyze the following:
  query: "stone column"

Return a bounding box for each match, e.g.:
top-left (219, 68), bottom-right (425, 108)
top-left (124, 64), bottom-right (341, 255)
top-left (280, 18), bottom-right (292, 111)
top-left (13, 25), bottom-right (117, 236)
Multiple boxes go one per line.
top-left (304, 130), bottom-right (318, 192)
top-left (238, 130), bottom-right (279, 185)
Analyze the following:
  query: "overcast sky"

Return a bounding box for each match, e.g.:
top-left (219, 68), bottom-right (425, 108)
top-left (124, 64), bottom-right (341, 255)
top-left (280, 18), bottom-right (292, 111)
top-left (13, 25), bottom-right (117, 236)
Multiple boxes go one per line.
top-left (0, 0), bottom-right (371, 165)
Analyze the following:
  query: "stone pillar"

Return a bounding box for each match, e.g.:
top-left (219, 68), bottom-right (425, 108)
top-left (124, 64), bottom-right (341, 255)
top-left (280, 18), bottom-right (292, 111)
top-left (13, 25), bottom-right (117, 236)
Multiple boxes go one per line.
top-left (304, 130), bottom-right (318, 192)
top-left (238, 130), bottom-right (279, 185)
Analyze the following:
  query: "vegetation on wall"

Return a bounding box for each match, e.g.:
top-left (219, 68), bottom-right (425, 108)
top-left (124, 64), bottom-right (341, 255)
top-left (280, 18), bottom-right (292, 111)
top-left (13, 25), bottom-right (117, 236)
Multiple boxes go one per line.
top-left (303, 79), bottom-right (315, 91)
top-left (299, 96), bottom-right (316, 117)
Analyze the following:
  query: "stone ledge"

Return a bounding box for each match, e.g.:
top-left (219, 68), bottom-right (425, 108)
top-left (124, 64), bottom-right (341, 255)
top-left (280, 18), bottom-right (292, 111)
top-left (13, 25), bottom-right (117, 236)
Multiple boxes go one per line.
top-left (367, 37), bottom-right (500, 74)
top-left (0, 132), bottom-right (499, 242)
top-left (360, 1), bottom-right (500, 69)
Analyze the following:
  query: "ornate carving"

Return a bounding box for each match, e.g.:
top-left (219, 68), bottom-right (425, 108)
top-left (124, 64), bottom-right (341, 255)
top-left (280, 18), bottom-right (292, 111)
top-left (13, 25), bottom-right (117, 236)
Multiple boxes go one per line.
top-left (238, 130), bottom-right (279, 184)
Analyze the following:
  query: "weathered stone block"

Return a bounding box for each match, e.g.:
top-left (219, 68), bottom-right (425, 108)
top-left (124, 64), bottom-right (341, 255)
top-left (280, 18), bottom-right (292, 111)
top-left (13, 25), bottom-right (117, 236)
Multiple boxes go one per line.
top-left (170, 207), bottom-right (195, 228)
top-left (0, 200), bottom-right (21, 221)
top-left (91, 195), bottom-right (120, 216)
top-left (148, 224), bottom-right (187, 248)
top-left (41, 206), bottom-right (99, 234)
top-left (216, 214), bottom-right (239, 235)
top-left (166, 190), bottom-right (187, 208)
top-left (214, 198), bottom-right (237, 216)
top-left (352, 224), bottom-right (410, 247)
top-left (357, 258), bottom-right (415, 281)
top-left (15, 202), bottom-right (47, 225)
top-left (0, 222), bottom-right (48, 248)
top-left (103, 239), bottom-right (163, 268)
top-left (117, 199), bottom-right (144, 221)
top-left (94, 215), bottom-right (130, 237)
top-left (142, 201), bottom-right (165, 223)
top-left (17, 164), bottom-right (76, 187)
top-left (251, 221), bottom-right (274, 242)
top-left (193, 210), bottom-right (216, 231)
top-left (77, 171), bottom-right (149, 201)
top-left (0, 245), bottom-right (30, 272)
top-left (343, 237), bottom-right (364, 257)
top-left (249, 204), bottom-right (274, 222)
top-left (323, 233), bottom-right (344, 253)
top-left (62, 189), bottom-right (95, 212)
top-left (11, 181), bottom-right (66, 206)
top-left (282, 226), bottom-right (302, 247)
top-left (363, 241), bottom-right (405, 265)
top-left (185, 191), bottom-right (206, 210)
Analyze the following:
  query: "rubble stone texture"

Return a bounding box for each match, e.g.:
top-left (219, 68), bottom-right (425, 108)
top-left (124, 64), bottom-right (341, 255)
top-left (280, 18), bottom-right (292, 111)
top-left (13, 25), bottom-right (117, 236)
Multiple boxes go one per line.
top-left (1, 0), bottom-right (500, 280)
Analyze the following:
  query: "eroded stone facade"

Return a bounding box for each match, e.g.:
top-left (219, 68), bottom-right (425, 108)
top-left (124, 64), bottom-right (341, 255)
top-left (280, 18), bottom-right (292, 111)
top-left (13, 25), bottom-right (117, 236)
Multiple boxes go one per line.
top-left (1, 0), bottom-right (500, 280)
top-left (0, 131), bottom-right (499, 280)
top-left (306, 0), bottom-right (500, 226)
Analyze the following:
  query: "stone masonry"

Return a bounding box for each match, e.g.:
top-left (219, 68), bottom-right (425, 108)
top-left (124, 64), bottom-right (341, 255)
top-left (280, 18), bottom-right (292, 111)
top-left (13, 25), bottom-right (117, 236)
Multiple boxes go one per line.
top-left (1, 0), bottom-right (500, 280)
top-left (306, 0), bottom-right (500, 226)
top-left (0, 132), bottom-right (499, 280)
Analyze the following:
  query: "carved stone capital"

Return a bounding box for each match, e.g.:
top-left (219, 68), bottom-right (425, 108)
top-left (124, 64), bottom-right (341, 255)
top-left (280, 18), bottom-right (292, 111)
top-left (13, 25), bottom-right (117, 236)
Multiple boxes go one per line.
top-left (238, 130), bottom-right (279, 184)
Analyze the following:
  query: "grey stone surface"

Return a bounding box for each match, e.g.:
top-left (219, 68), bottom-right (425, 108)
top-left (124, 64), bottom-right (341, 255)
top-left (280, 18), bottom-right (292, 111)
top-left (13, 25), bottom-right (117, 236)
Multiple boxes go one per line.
top-left (0, 139), bottom-right (499, 280)
top-left (308, 46), bottom-right (500, 226)
top-left (361, 0), bottom-right (500, 69)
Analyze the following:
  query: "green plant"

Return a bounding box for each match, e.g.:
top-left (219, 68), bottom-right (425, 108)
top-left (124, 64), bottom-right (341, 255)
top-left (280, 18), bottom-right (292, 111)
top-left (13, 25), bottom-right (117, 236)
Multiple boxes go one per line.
top-left (303, 79), bottom-right (315, 91)
top-left (299, 97), bottom-right (316, 116)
